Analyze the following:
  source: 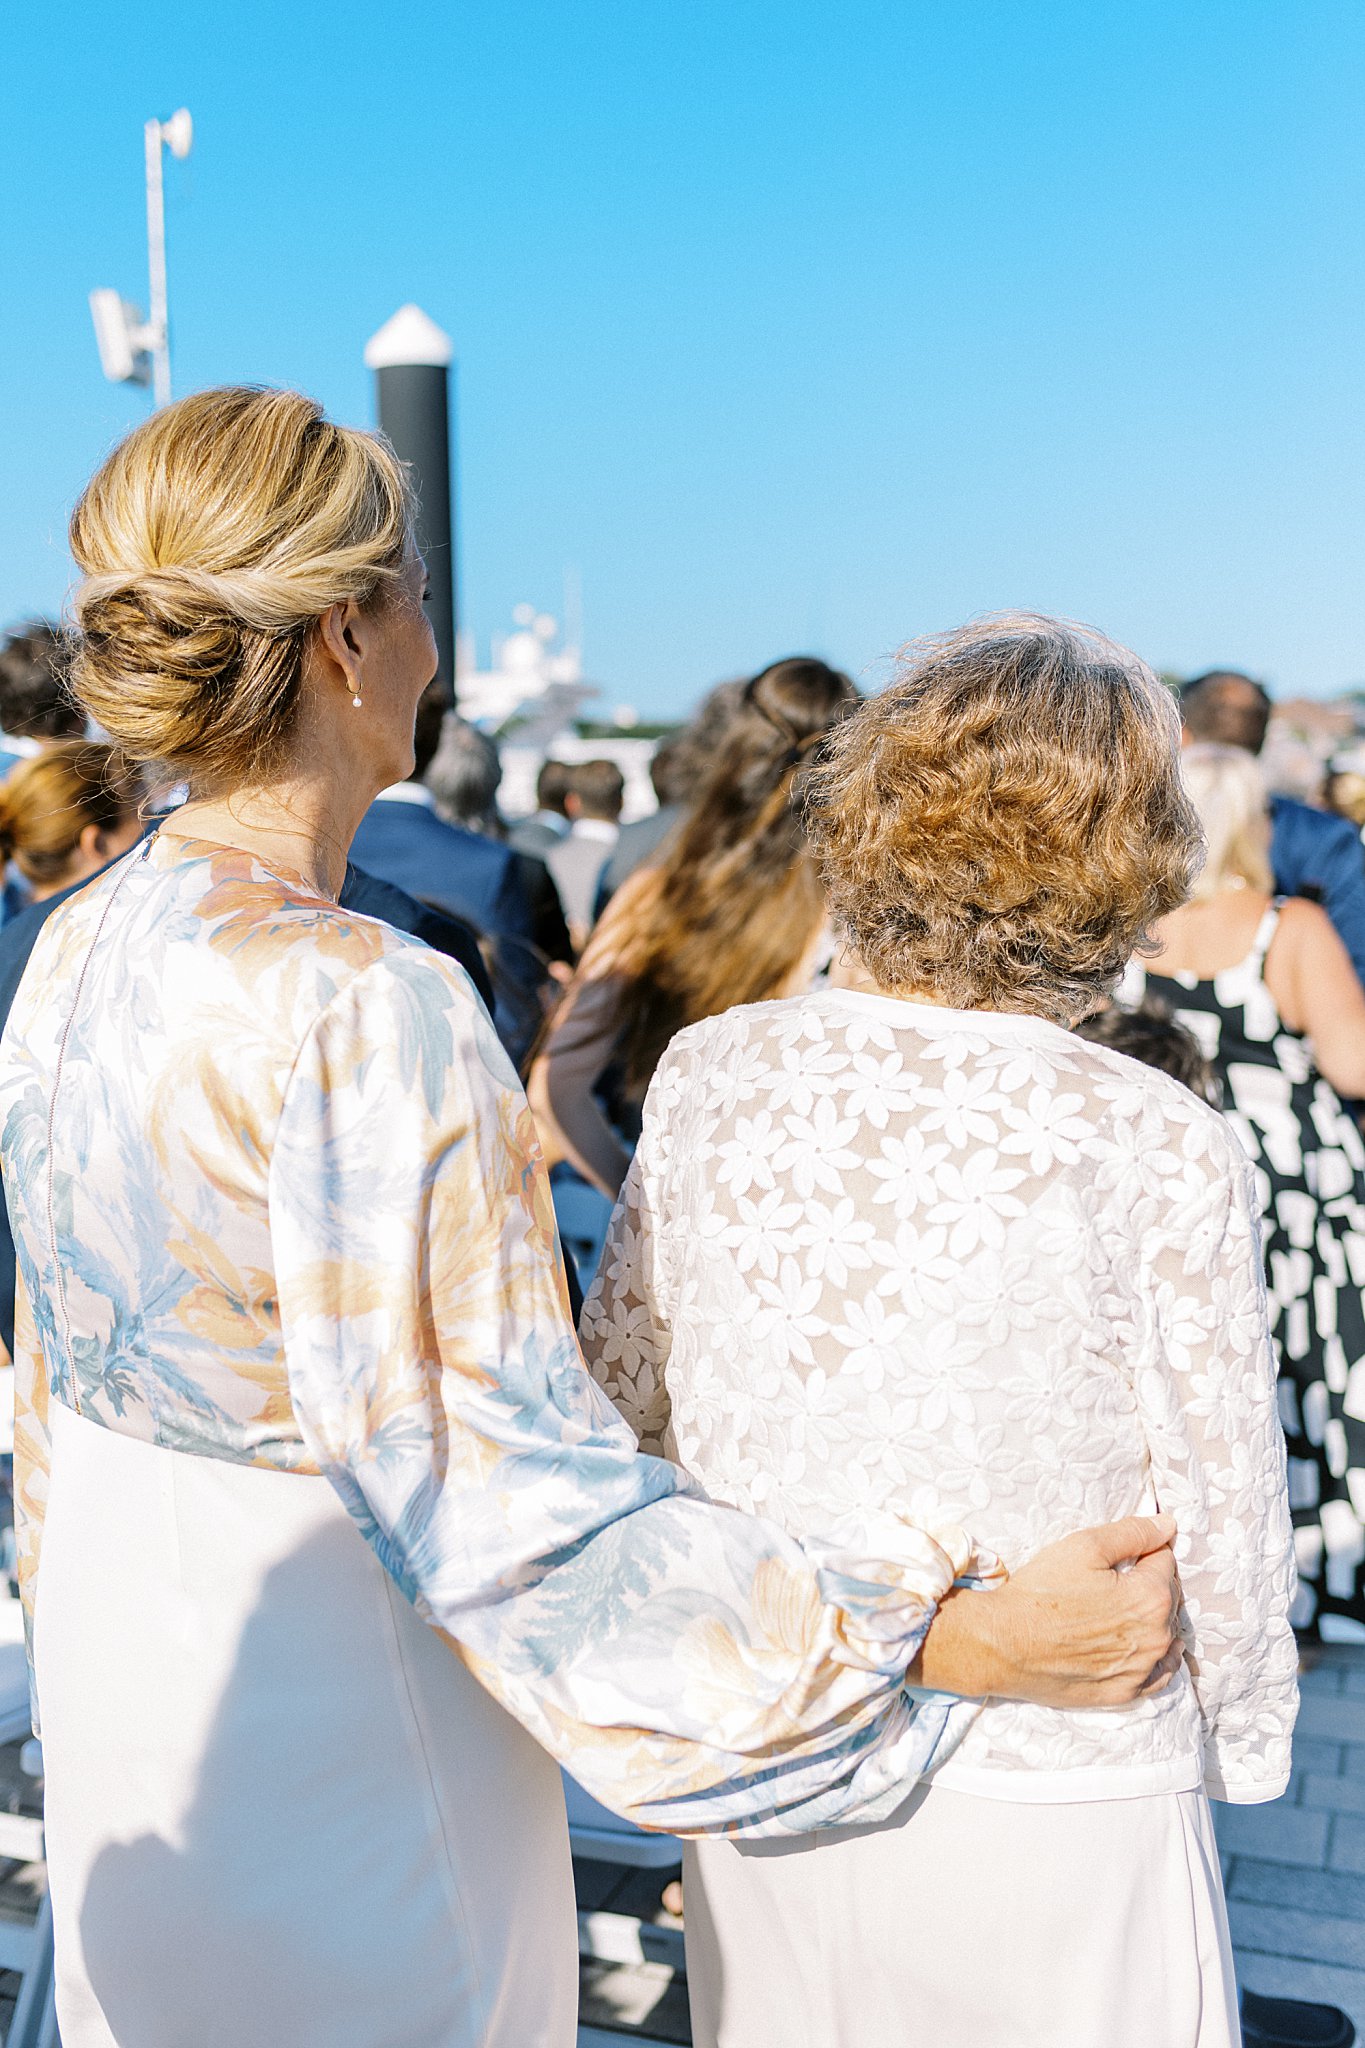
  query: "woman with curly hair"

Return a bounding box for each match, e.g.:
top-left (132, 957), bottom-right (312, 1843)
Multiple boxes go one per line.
top-left (582, 614), bottom-right (1298, 2048)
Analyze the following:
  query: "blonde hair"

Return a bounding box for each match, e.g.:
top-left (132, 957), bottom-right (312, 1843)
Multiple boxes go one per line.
top-left (68, 387), bottom-right (415, 792)
top-left (805, 613), bottom-right (1202, 1024)
top-left (0, 743), bottom-right (141, 888)
top-left (1326, 769), bottom-right (1365, 830)
top-left (1179, 742), bottom-right (1273, 898)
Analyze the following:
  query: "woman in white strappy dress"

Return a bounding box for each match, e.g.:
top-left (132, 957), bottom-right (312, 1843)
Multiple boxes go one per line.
top-left (1131, 741), bottom-right (1365, 1638)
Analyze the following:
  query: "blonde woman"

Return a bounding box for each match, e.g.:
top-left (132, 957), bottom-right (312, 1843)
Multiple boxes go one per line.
top-left (1134, 740), bottom-right (1365, 1637)
top-left (0, 399), bottom-right (1182, 2048)
top-left (583, 620), bottom-right (1298, 2048)
top-left (0, 743), bottom-right (143, 905)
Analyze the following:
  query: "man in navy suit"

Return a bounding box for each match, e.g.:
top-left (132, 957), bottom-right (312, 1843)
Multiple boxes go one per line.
top-left (350, 681), bottom-right (535, 944)
top-left (349, 683), bottom-right (548, 1060)
top-left (1180, 671), bottom-right (1365, 988)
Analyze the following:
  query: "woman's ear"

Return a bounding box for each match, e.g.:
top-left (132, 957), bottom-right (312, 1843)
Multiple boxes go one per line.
top-left (78, 822), bottom-right (108, 865)
top-left (314, 600), bottom-right (365, 704)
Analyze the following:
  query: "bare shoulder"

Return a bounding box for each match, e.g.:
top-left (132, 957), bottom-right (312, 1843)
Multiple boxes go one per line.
top-left (1272, 894), bottom-right (1337, 954)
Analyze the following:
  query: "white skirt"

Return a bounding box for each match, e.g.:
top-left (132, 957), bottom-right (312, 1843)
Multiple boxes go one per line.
top-left (684, 1776), bottom-right (1240, 2048)
top-left (35, 1400), bottom-right (578, 2048)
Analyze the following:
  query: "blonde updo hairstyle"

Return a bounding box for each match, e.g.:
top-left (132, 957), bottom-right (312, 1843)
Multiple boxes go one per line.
top-left (1179, 742), bottom-right (1274, 899)
top-left (69, 387), bottom-right (415, 792)
top-left (805, 613), bottom-right (1203, 1025)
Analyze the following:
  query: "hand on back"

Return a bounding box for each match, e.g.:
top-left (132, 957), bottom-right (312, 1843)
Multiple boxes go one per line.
top-left (915, 1515), bottom-right (1182, 1709)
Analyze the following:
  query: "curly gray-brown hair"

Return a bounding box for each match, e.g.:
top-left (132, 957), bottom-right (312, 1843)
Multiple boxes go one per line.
top-left (804, 613), bottom-right (1203, 1025)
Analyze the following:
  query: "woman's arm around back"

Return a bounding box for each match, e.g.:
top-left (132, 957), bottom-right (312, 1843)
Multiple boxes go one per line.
top-left (582, 1037), bottom-right (1187, 1725)
top-left (271, 944), bottom-right (1182, 1839)
top-left (271, 942), bottom-right (984, 1838)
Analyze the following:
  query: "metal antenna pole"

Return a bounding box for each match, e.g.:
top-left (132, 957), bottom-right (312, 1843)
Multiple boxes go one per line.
top-left (144, 118), bottom-right (170, 407)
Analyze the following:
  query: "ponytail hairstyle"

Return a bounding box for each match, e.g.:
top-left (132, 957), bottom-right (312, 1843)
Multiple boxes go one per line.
top-left (597, 656), bottom-right (859, 1093)
top-left (0, 742), bottom-right (142, 890)
top-left (68, 386), bottom-right (415, 793)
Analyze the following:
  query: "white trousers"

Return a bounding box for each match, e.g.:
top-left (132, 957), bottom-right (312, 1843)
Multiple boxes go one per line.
top-left (36, 1401), bottom-right (578, 2048)
top-left (684, 1776), bottom-right (1240, 2048)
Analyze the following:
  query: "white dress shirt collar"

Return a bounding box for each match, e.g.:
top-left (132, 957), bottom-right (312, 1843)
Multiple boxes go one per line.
top-left (375, 781), bottom-right (436, 809)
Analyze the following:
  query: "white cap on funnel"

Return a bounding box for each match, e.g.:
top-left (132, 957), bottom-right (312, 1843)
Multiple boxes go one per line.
top-left (364, 304), bottom-right (453, 370)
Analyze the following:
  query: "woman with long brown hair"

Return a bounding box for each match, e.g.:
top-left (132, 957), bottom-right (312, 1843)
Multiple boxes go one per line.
top-left (529, 656), bottom-right (857, 1195)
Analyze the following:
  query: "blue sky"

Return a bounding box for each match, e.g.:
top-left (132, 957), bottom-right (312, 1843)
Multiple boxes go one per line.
top-left (2, 2), bottom-right (1362, 716)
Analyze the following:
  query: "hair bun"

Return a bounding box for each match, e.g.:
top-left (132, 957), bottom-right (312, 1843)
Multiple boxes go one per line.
top-left (65, 385), bottom-right (414, 788)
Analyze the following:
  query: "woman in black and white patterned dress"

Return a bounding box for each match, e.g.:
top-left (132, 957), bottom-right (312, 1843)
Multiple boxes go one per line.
top-left (1131, 741), bottom-right (1365, 1636)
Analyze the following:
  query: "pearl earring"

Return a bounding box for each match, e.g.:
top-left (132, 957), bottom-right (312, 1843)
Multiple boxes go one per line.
top-left (351, 692), bottom-right (363, 710)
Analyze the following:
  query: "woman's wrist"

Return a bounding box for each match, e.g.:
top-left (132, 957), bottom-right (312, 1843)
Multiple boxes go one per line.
top-left (911, 1581), bottom-right (1009, 1700)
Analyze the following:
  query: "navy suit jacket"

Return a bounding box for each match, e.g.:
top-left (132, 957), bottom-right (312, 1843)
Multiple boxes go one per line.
top-left (1270, 795), bottom-right (1365, 988)
top-left (349, 794), bottom-right (534, 942)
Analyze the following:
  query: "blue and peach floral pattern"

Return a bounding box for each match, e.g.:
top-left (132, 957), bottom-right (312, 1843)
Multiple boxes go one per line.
top-left (0, 831), bottom-right (980, 1834)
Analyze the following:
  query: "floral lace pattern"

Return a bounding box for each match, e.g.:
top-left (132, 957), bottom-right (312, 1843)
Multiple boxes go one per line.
top-left (582, 986), bottom-right (1299, 1803)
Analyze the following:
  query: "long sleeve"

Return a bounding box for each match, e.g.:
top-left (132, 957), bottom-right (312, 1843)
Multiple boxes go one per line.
top-left (488, 844), bottom-right (536, 944)
top-left (579, 1065), bottom-right (681, 1457)
top-left (12, 1266), bottom-right (48, 1733)
top-left (528, 867), bottom-right (664, 1197)
top-left (268, 947), bottom-right (979, 1837)
top-left (1134, 1137), bottom-right (1298, 1803)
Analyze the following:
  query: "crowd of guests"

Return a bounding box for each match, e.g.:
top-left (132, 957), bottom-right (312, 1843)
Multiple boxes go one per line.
top-left (0, 386), bottom-right (1362, 2048)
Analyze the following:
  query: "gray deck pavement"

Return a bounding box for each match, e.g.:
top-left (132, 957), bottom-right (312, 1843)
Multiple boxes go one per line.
top-left (1219, 1640), bottom-right (1365, 2029)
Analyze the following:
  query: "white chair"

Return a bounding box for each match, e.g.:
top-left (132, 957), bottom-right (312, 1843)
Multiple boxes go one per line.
top-left (0, 1597), bottom-right (55, 2047)
top-left (564, 1772), bottom-right (685, 1977)
top-left (5, 1892), bottom-right (57, 2048)
top-left (563, 1774), bottom-right (682, 1871)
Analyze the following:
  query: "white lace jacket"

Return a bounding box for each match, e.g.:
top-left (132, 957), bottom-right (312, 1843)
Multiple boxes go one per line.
top-left (581, 986), bottom-right (1299, 1805)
